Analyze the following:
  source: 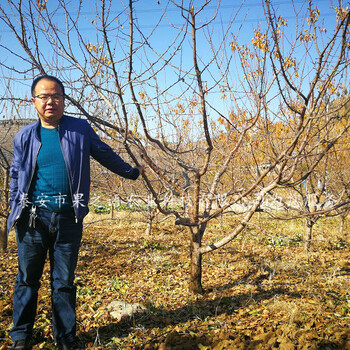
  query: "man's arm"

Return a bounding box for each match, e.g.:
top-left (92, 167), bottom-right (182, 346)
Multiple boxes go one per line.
top-left (87, 123), bottom-right (145, 180)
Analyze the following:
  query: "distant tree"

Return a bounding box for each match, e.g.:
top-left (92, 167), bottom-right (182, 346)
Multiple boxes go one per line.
top-left (0, 119), bottom-right (21, 250)
top-left (0, 147), bottom-right (10, 251)
top-left (0, 0), bottom-right (349, 292)
top-left (263, 94), bottom-right (350, 250)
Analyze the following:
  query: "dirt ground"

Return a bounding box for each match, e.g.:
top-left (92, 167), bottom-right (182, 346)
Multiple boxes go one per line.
top-left (0, 212), bottom-right (349, 349)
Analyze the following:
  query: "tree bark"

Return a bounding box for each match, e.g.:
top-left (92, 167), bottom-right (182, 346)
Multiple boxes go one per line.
top-left (0, 218), bottom-right (7, 251)
top-left (189, 227), bottom-right (204, 294)
top-left (305, 193), bottom-right (317, 250)
top-left (339, 214), bottom-right (346, 235)
top-left (145, 217), bottom-right (153, 236)
top-left (305, 218), bottom-right (314, 251)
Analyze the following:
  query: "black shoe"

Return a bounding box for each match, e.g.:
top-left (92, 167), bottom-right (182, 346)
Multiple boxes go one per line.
top-left (10, 339), bottom-right (32, 350)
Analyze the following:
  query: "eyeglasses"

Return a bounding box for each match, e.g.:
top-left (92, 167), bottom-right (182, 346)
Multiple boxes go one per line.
top-left (33, 94), bottom-right (64, 103)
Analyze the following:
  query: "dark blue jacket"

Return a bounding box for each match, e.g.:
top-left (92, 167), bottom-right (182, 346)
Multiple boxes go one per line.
top-left (7, 115), bottom-right (140, 233)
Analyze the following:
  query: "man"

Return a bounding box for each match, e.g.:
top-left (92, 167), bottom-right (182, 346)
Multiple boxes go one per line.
top-left (8, 75), bottom-right (145, 350)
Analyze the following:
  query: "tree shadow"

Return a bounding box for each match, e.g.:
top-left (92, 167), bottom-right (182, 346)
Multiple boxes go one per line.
top-left (81, 275), bottom-right (302, 346)
top-left (77, 244), bottom-right (347, 348)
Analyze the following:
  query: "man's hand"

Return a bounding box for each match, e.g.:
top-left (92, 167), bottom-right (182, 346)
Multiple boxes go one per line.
top-left (137, 165), bottom-right (146, 175)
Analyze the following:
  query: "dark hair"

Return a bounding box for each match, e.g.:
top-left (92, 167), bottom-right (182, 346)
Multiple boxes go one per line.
top-left (31, 75), bottom-right (65, 96)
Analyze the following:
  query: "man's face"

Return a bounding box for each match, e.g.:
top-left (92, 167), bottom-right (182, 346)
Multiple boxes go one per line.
top-left (31, 78), bottom-right (65, 128)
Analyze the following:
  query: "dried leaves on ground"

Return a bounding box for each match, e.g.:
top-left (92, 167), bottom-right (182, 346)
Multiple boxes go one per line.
top-left (0, 212), bottom-right (349, 349)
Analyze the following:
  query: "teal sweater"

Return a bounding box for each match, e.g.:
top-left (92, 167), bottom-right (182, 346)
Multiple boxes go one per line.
top-left (29, 126), bottom-right (72, 211)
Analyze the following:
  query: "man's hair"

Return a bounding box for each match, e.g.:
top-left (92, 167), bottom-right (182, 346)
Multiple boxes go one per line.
top-left (31, 75), bottom-right (65, 96)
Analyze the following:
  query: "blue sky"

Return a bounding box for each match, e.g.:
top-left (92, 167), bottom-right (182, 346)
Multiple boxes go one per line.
top-left (0, 0), bottom-right (343, 124)
top-left (0, 0), bottom-right (338, 76)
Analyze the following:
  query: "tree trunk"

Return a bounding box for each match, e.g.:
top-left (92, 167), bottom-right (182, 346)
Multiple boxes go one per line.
top-left (189, 227), bottom-right (204, 294)
top-left (305, 193), bottom-right (317, 251)
top-left (339, 214), bottom-right (346, 235)
top-left (305, 218), bottom-right (314, 251)
top-left (0, 218), bottom-right (7, 251)
top-left (145, 217), bottom-right (153, 236)
top-left (111, 203), bottom-right (114, 219)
